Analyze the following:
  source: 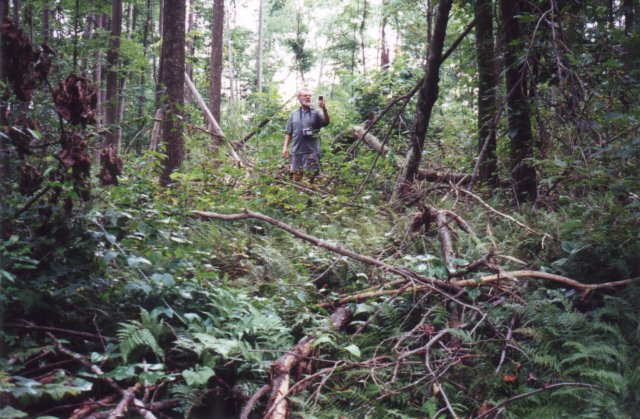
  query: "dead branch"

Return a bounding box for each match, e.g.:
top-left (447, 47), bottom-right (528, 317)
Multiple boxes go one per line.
top-left (240, 95), bottom-right (295, 145)
top-left (6, 322), bottom-right (113, 341)
top-left (476, 382), bottom-right (597, 419)
top-left (46, 333), bottom-right (161, 419)
top-left (240, 307), bottom-right (353, 419)
top-left (264, 336), bottom-right (315, 419)
top-left (454, 270), bottom-right (640, 291)
top-left (69, 395), bottom-right (118, 419)
top-left (239, 384), bottom-right (270, 419)
top-left (183, 72), bottom-right (224, 138)
top-left (456, 187), bottom-right (552, 239)
top-left (192, 209), bottom-right (460, 295)
top-left (352, 126), bottom-right (389, 156)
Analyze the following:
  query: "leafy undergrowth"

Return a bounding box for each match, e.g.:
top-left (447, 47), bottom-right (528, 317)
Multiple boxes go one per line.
top-left (2, 132), bottom-right (640, 418)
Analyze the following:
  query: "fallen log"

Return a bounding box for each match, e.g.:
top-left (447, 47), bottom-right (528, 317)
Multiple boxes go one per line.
top-left (353, 126), bottom-right (389, 156)
top-left (193, 209), bottom-right (639, 308)
top-left (241, 307), bottom-right (353, 419)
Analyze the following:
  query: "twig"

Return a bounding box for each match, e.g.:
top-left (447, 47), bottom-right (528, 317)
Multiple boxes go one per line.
top-left (454, 270), bottom-right (640, 290)
top-left (476, 382), bottom-right (598, 418)
top-left (239, 384), bottom-right (270, 419)
top-left (456, 187), bottom-right (553, 239)
top-left (46, 333), bottom-right (158, 419)
top-left (6, 322), bottom-right (113, 341)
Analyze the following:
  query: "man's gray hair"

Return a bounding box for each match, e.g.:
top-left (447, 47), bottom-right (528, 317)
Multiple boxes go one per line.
top-left (297, 88), bottom-right (312, 97)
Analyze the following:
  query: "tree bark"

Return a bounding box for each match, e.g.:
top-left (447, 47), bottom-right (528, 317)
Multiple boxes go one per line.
top-left (104, 0), bottom-right (122, 150)
top-left (391, 0), bottom-right (453, 203)
top-left (226, 2), bottom-right (235, 106)
top-left (360, 0), bottom-right (368, 72)
top-left (256, 0), bottom-right (264, 94)
top-left (501, 0), bottom-right (537, 202)
top-left (209, 0), bottom-right (224, 122)
top-left (380, 2), bottom-right (390, 68)
top-left (185, 0), bottom-right (194, 103)
top-left (137, 0), bottom-right (151, 153)
top-left (158, 0), bottom-right (186, 186)
top-left (474, 0), bottom-right (498, 185)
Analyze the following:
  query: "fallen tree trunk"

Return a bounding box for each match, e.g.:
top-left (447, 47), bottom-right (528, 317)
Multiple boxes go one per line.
top-left (241, 307), bottom-right (353, 419)
top-left (193, 209), bottom-right (639, 307)
top-left (353, 126), bottom-right (389, 156)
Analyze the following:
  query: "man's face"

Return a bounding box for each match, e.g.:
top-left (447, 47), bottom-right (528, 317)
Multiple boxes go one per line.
top-left (298, 90), bottom-right (312, 107)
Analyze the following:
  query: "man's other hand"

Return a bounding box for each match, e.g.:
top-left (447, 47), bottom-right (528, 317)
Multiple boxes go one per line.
top-left (282, 148), bottom-right (289, 159)
top-left (318, 98), bottom-right (326, 110)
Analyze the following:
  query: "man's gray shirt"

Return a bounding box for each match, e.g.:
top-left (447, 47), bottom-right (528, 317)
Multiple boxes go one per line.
top-left (285, 107), bottom-right (328, 155)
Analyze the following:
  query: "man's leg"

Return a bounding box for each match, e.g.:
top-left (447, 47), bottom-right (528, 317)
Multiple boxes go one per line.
top-left (290, 154), bottom-right (303, 182)
top-left (303, 152), bottom-right (320, 183)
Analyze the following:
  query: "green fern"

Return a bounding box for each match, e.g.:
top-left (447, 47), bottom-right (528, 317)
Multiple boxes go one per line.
top-left (117, 308), bottom-right (167, 362)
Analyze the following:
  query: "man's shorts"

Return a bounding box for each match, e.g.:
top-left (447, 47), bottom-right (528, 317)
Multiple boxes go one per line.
top-left (290, 152), bottom-right (320, 174)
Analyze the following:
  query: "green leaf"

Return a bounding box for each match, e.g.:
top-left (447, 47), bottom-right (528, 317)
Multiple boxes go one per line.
top-left (181, 366), bottom-right (215, 386)
top-left (312, 335), bottom-right (334, 347)
top-left (127, 256), bottom-right (152, 268)
top-left (151, 273), bottom-right (175, 287)
top-left (0, 406), bottom-right (28, 418)
top-left (344, 344), bottom-right (361, 358)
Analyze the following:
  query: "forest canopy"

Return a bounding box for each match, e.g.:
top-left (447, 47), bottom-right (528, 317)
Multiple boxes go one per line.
top-left (1, 0), bottom-right (639, 418)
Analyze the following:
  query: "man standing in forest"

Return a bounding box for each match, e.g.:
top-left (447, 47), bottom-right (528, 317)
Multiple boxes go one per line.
top-left (282, 88), bottom-right (330, 182)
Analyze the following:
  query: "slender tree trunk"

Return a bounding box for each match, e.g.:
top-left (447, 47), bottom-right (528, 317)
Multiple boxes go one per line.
top-left (474, 0), bottom-right (498, 184)
top-left (501, 0), bottom-right (537, 202)
top-left (185, 0), bottom-right (194, 103)
top-left (380, 4), bottom-right (390, 68)
top-left (137, 0), bottom-right (151, 153)
top-left (104, 0), bottom-right (122, 151)
top-left (392, 0), bottom-right (453, 203)
top-left (226, 1), bottom-right (235, 107)
top-left (360, 0), bottom-right (368, 72)
top-left (158, 0), bottom-right (186, 186)
top-left (93, 14), bottom-right (103, 134)
top-left (209, 0), bottom-right (224, 122)
top-left (256, 0), bottom-right (264, 94)
top-left (73, 0), bottom-right (79, 71)
top-left (81, 14), bottom-right (93, 75)
top-left (115, 3), bottom-right (134, 150)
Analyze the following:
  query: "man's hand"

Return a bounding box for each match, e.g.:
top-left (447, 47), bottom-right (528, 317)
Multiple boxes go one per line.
top-left (282, 148), bottom-right (289, 159)
top-left (318, 98), bottom-right (327, 110)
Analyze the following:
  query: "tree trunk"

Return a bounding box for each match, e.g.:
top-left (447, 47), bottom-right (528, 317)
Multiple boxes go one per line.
top-left (360, 0), bottom-right (367, 71)
top-left (185, 0), bottom-right (194, 103)
top-left (80, 13), bottom-right (93, 75)
top-left (474, 0), bottom-right (498, 185)
top-left (500, 0), bottom-right (537, 203)
top-left (158, 0), bottom-right (186, 186)
top-left (256, 0), bottom-right (264, 94)
top-left (104, 0), bottom-right (122, 151)
top-left (137, 0), bottom-right (151, 153)
top-left (226, 2), bottom-right (235, 107)
top-left (209, 0), bottom-right (224, 122)
top-left (391, 0), bottom-right (453, 203)
top-left (72, 0), bottom-right (79, 70)
top-left (380, 3), bottom-right (390, 68)
top-left (92, 13), bottom-right (104, 163)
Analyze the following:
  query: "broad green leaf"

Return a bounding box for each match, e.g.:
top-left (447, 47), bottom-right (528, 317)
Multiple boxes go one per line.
top-left (344, 344), bottom-right (361, 358)
top-left (182, 366), bottom-right (215, 386)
